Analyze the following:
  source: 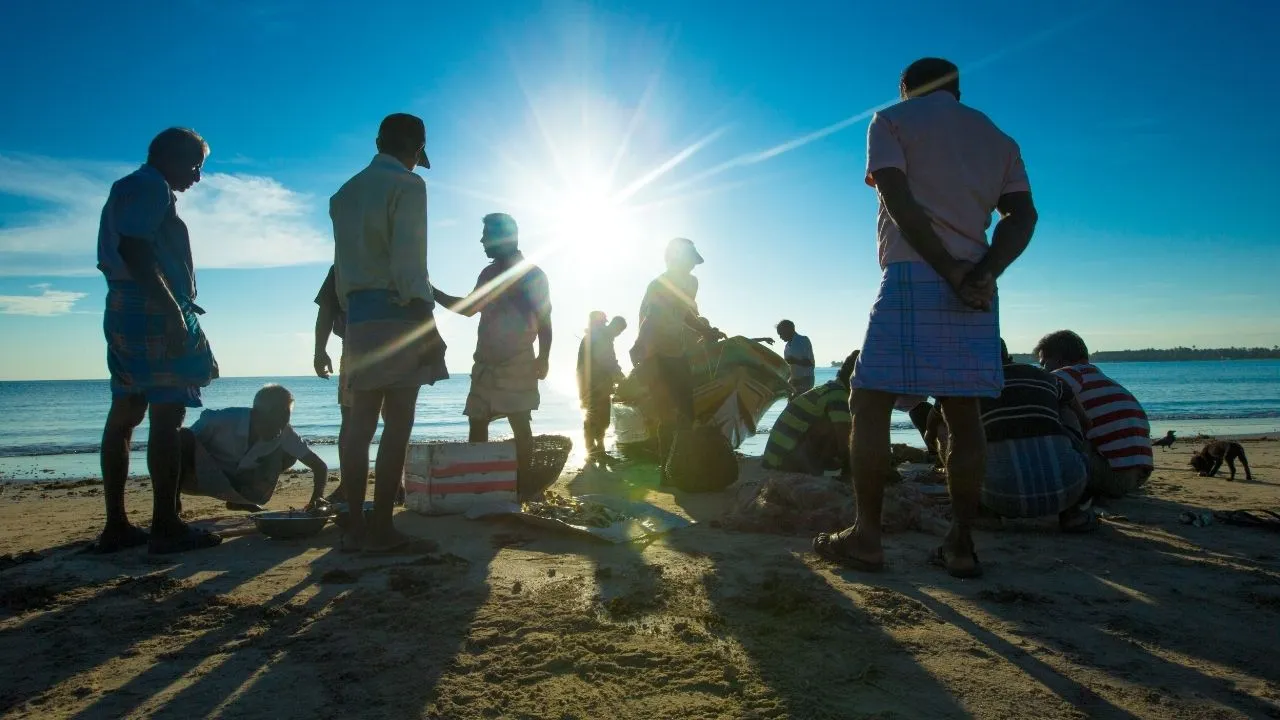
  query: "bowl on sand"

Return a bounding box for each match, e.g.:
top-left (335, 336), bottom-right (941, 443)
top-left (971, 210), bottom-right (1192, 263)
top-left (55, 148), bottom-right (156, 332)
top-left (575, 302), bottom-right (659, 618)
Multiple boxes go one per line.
top-left (253, 508), bottom-right (333, 540)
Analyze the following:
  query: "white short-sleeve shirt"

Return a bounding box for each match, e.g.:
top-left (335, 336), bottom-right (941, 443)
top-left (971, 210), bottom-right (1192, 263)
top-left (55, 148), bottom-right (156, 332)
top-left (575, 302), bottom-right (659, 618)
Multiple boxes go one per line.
top-left (190, 407), bottom-right (310, 474)
top-left (865, 92), bottom-right (1030, 269)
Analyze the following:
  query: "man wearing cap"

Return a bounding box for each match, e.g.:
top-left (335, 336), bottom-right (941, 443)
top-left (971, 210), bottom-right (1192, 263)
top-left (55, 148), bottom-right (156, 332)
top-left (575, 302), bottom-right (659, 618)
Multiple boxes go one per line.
top-left (629, 238), bottom-right (725, 475)
top-left (435, 213), bottom-right (553, 499)
top-left (331, 112), bottom-right (447, 553)
top-left (812, 58), bottom-right (1038, 578)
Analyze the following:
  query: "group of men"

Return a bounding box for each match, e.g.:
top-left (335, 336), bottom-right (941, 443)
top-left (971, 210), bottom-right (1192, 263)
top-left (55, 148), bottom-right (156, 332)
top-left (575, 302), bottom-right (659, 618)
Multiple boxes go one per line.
top-left (90, 56), bottom-right (1147, 577)
top-left (92, 115), bottom-right (559, 553)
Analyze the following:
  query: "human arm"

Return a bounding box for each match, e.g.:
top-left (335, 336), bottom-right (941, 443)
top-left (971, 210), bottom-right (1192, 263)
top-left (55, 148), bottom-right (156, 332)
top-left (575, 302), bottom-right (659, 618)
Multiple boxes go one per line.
top-left (749, 337), bottom-right (776, 345)
top-left (971, 191), bottom-right (1037, 281)
top-left (297, 449), bottom-right (329, 507)
top-left (530, 269), bottom-right (553, 380)
top-left (280, 429), bottom-right (328, 507)
top-left (868, 168), bottom-right (986, 307)
top-left (313, 270), bottom-right (337, 378)
top-left (117, 237), bottom-right (186, 354)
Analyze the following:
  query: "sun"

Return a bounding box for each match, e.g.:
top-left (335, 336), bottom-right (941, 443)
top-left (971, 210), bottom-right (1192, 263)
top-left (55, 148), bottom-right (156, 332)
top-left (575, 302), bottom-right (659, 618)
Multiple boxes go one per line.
top-left (546, 180), bottom-right (632, 260)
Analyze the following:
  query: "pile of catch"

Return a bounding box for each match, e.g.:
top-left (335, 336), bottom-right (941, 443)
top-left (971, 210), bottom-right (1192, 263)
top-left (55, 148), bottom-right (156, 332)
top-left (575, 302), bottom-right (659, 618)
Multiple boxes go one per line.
top-left (521, 492), bottom-right (633, 528)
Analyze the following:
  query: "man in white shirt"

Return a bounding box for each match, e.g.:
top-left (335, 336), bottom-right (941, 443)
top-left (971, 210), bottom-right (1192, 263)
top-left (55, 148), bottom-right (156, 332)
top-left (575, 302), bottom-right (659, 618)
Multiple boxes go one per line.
top-left (178, 384), bottom-right (328, 512)
top-left (777, 320), bottom-right (815, 396)
top-left (813, 58), bottom-right (1038, 579)
top-left (331, 113), bottom-right (446, 553)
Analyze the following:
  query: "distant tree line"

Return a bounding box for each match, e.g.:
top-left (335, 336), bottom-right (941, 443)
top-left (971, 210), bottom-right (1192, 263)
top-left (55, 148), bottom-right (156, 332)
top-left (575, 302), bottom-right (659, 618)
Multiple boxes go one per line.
top-left (1010, 346), bottom-right (1280, 363)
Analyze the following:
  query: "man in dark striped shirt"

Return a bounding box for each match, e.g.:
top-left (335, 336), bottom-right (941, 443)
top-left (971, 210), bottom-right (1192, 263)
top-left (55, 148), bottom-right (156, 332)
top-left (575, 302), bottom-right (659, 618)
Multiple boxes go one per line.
top-left (762, 351), bottom-right (859, 475)
top-left (977, 341), bottom-right (1095, 529)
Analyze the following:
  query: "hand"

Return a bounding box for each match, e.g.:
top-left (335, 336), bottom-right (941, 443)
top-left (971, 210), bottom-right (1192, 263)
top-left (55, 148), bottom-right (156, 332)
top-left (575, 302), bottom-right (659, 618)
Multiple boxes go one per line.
top-left (958, 269), bottom-right (996, 311)
top-left (943, 261), bottom-right (993, 311)
top-left (705, 327), bottom-right (727, 343)
top-left (314, 351), bottom-right (333, 379)
top-left (760, 338), bottom-right (775, 346)
top-left (164, 309), bottom-right (188, 358)
top-left (534, 354), bottom-right (550, 380)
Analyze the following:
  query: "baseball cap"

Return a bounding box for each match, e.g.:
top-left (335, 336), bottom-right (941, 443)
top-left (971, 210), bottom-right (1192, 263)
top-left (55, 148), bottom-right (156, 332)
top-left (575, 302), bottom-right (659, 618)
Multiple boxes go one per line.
top-left (378, 113), bottom-right (430, 169)
top-left (665, 237), bottom-right (704, 265)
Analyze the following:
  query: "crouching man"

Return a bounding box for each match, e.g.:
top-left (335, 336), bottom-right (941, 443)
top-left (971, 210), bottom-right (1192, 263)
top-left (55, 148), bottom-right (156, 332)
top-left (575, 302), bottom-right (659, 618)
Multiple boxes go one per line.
top-left (178, 384), bottom-right (328, 512)
top-left (761, 351), bottom-right (859, 476)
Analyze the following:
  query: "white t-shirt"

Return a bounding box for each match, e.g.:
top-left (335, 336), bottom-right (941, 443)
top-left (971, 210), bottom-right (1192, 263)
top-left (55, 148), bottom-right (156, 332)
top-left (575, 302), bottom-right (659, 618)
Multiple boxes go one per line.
top-left (784, 334), bottom-right (815, 381)
top-left (190, 407), bottom-right (310, 475)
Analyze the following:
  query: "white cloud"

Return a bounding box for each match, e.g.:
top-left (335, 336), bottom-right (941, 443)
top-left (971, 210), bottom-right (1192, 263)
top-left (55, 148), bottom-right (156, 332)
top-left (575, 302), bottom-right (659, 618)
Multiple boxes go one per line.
top-left (0, 153), bottom-right (330, 276)
top-left (0, 283), bottom-right (87, 315)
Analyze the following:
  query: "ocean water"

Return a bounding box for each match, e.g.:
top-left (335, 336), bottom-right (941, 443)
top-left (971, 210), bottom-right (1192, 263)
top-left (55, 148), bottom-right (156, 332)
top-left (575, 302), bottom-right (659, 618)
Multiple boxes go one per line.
top-left (1, 361), bottom-right (1277, 481)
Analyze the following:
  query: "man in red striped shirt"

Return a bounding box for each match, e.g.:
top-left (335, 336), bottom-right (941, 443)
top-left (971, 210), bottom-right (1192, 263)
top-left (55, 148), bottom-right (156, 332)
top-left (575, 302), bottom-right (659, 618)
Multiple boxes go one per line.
top-left (1034, 330), bottom-right (1152, 497)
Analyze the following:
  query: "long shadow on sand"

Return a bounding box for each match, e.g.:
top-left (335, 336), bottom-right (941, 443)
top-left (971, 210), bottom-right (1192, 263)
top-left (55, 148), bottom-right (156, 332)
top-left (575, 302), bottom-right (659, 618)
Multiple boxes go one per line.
top-left (564, 461), bottom-right (971, 718)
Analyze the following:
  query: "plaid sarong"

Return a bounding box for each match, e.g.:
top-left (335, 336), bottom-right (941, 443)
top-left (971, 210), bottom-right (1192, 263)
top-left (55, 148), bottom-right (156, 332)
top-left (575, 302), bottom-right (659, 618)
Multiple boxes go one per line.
top-left (983, 434), bottom-right (1088, 518)
top-left (104, 281), bottom-right (218, 407)
top-left (851, 262), bottom-right (1002, 398)
top-left (344, 290), bottom-right (449, 393)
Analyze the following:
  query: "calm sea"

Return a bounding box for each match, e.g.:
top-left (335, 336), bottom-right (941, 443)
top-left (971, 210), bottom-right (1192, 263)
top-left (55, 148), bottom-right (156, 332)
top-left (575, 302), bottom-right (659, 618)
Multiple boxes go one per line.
top-left (1, 361), bottom-right (1277, 481)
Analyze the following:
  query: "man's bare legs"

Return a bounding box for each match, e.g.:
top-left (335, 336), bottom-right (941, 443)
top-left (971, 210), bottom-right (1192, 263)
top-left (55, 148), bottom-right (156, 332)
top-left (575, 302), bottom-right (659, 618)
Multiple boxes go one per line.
top-left (145, 401), bottom-right (221, 553)
top-left (507, 412), bottom-right (536, 499)
top-left (341, 390), bottom-right (383, 543)
top-left (341, 387), bottom-right (421, 547)
top-left (96, 394), bottom-right (149, 551)
top-left (935, 396), bottom-right (985, 577)
top-left (843, 389), bottom-right (898, 567)
top-left (367, 388), bottom-right (419, 545)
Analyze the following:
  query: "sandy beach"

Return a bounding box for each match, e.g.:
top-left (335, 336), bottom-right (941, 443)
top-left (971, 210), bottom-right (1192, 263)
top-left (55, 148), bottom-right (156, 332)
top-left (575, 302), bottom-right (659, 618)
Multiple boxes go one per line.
top-left (2, 437), bottom-right (1279, 719)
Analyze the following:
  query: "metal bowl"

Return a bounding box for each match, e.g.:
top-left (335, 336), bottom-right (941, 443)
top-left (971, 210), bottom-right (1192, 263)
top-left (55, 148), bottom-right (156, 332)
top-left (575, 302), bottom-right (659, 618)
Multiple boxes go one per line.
top-left (253, 510), bottom-right (330, 539)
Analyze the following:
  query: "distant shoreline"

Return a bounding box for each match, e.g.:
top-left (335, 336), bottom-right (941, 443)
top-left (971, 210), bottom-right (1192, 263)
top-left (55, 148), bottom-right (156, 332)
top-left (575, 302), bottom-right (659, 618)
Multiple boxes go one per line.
top-left (829, 354), bottom-right (1280, 367)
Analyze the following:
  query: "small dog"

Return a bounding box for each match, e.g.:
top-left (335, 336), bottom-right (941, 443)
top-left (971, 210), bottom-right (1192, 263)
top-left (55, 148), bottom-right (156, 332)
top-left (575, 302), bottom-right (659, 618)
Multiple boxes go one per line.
top-left (1151, 430), bottom-right (1176, 451)
top-left (1190, 441), bottom-right (1252, 481)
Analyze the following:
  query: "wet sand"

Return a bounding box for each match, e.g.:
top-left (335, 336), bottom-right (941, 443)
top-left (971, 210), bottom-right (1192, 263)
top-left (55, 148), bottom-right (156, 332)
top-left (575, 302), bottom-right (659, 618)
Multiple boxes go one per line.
top-left (1, 438), bottom-right (1278, 718)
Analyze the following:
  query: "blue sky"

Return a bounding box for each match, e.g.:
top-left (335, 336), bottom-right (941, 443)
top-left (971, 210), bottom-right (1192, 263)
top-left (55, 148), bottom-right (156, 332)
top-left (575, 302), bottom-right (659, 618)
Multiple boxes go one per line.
top-left (1, 0), bottom-right (1277, 386)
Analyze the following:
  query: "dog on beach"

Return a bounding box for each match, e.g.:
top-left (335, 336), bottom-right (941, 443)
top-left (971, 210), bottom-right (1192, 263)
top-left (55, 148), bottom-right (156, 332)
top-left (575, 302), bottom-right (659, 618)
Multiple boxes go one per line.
top-left (1152, 430), bottom-right (1176, 451)
top-left (1189, 441), bottom-right (1252, 481)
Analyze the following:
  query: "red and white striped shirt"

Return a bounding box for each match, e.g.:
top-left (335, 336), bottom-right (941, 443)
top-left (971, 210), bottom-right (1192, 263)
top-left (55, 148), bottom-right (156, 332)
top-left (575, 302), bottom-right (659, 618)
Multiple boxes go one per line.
top-left (1053, 364), bottom-right (1152, 471)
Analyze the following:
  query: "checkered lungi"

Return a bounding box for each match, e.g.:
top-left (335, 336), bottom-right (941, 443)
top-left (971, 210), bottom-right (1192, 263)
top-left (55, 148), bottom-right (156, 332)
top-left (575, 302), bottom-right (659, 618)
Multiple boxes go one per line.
top-left (104, 281), bottom-right (218, 407)
top-left (343, 290), bottom-right (449, 393)
top-left (464, 346), bottom-right (540, 420)
top-left (983, 434), bottom-right (1088, 518)
top-left (851, 262), bottom-right (1003, 398)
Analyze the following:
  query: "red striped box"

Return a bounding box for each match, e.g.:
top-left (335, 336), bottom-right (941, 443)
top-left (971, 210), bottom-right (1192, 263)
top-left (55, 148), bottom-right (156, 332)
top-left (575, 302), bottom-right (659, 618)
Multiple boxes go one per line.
top-left (404, 441), bottom-right (519, 515)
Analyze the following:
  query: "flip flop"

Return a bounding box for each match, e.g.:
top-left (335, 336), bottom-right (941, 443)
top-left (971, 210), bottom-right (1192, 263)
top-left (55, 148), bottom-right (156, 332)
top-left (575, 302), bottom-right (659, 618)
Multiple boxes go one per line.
top-left (362, 531), bottom-right (440, 556)
top-left (929, 546), bottom-right (983, 579)
top-left (148, 525), bottom-right (222, 555)
top-left (811, 529), bottom-right (885, 572)
top-left (84, 525), bottom-right (150, 555)
top-left (1059, 508), bottom-right (1100, 534)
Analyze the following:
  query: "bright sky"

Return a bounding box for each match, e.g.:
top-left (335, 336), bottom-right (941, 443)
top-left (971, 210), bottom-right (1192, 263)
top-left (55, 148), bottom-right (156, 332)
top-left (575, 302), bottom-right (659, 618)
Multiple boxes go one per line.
top-left (1, 1), bottom-right (1277, 385)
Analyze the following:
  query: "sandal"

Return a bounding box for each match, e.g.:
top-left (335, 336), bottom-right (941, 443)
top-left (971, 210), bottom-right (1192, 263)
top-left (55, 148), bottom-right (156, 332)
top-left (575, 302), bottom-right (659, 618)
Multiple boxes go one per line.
top-left (148, 525), bottom-right (222, 555)
top-left (811, 528), bottom-right (884, 572)
top-left (362, 531), bottom-right (440, 556)
top-left (929, 546), bottom-right (983, 579)
top-left (1059, 508), bottom-right (1100, 534)
top-left (84, 524), bottom-right (150, 555)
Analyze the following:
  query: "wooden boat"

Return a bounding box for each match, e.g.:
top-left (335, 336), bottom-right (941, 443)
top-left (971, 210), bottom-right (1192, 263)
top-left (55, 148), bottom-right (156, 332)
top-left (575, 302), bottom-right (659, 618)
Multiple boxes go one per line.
top-left (612, 336), bottom-right (791, 452)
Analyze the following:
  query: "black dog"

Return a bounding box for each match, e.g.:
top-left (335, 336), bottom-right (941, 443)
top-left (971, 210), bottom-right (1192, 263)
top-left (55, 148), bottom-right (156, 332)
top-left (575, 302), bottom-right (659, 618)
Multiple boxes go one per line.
top-left (1190, 441), bottom-right (1252, 481)
top-left (1151, 430), bottom-right (1176, 451)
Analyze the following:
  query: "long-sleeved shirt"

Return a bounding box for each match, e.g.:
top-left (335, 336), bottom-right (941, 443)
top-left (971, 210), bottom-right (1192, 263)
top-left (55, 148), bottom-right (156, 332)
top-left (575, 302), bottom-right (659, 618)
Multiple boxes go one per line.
top-left (329, 154), bottom-right (433, 308)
